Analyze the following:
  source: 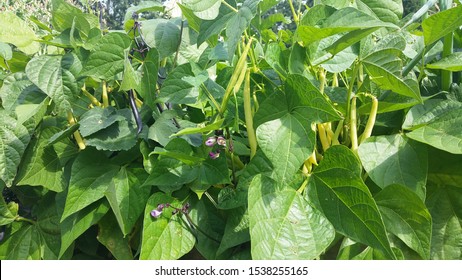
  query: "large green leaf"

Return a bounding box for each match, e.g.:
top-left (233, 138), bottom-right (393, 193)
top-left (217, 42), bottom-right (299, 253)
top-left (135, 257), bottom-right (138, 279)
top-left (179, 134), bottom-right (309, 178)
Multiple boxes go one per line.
top-left (0, 223), bottom-right (41, 259)
top-left (105, 167), bottom-right (150, 236)
top-left (51, 0), bottom-right (99, 36)
top-left (296, 7), bottom-right (398, 45)
top-left (375, 184), bottom-right (432, 259)
top-left (0, 191), bottom-right (18, 226)
top-left (356, 0), bottom-right (403, 24)
top-left (61, 150), bottom-right (119, 221)
top-left (405, 103), bottom-right (462, 154)
top-left (83, 109), bottom-right (138, 151)
top-left (16, 126), bottom-right (76, 192)
top-left (216, 206), bottom-right (249, 255)
top-left (0, 41), bottom-right (12, 61)
top-left (158, 63), bottom-right (207, 104)
top-left (249, 174), bottom-right (335, 259)
top-left (124, 1), bottom-right (164, 23)
top-left (120, 53), bottom-right (141, 91)
top-left (182, 0), bottom-right (221, 20)
top-left (59, 199), bottom-right (110, 257)
top-left (254, 74), bottom-right (340, 182)
top-left (427, 147), bottom-right (462, 187)
top-left (324, 28), bottom-right (377, 57)
top-left (140, 193), bottom-right (195, 259)
top-left (25, 53), bottom-right (82, 113)
top-left (426, 52), bottom-right (462, 72)
top-left (143, 158), bottom-right (197, 190)
top-left (197, 5), bottom-right (233, 46)
top-left (34, 193), bottom-right (68, 260)
top-left (362, 49), bottom-right (421, 101)
top-left (0, 110), bottom-right (31, 187)
top-left (308, 34), bottom-right (358, 73)
top-left (187, 197), bottom-right (225, 259)
top-left (0, 12), bottom-right (40, 55)
top-left (0, 194), bottom-right (65, 260)
top-left (403, 99), bottom-right (462, 129)
top-left (225, 0), bottom-right (261, 60)
top-left (422, 4), bottom-right (462, 46)
top-left (308, 145), bottom-right (395, 259)
top-left (78, 107), bottom-right (125, 137)
top-left (97, 212), bottom-right (134, 260)
top-left (426, 183), bottom-right (462, 259)
top-left (136, 48), bottom-right (159, 103)
top-left (358, 134), bottom-right (427, 200)
top-left (0, 72), bottom-right (47, 114)
top-left (80, 32), bottom-right (132, 80)
top-left (140, 18), bottom-right (181, 59)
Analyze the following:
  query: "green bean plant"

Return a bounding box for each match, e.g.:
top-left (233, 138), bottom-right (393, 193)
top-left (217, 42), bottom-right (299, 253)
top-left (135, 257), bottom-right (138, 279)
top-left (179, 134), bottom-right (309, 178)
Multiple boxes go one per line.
top-left (0, 0), bottom-right (462, 260)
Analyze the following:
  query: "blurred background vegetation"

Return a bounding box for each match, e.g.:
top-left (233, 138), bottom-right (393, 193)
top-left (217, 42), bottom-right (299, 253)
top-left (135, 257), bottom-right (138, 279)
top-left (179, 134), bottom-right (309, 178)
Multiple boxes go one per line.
top-left (0, 0), bottom-right (433, 30)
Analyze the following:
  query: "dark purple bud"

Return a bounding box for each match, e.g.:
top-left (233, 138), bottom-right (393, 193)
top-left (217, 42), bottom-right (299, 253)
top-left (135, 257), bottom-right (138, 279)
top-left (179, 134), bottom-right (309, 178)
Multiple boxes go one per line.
top-left (205, 137), bottom-right (217, 147)
top-left (182, 203), bottom-right (190, 213)
top-left (208, 150), bottom-right (220, 159)
top-left (216, 136), bottom-right (226, 146)
top-left (150, 209), bottom-right (162, 218)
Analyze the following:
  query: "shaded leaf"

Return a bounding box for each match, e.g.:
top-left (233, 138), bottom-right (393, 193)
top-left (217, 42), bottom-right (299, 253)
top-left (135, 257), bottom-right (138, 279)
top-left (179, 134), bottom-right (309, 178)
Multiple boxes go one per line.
top-left (61, 150), bottom-right (119, 221)
top-left (140, 193), bottom-right (195, 259)
top-left (426, 183), bottom-right (462, 259)
top-left (80, 32), bottom-right (132, 80)
top-left (358, 134), bottom-right (427, 200)
top-left (422, 4), bottom-right (462, 46)
top-left (97, 212), bottom-right (134, 260)
top-left (375, 184), bottom-right (432, 259)
top-left (426, 52), bottom-right (462, 72)
top-left (0, 110), bottom-right (31, 187)
top-left (59, 199), bottom-right (110, 257)
top-left (25, 53), bottom-right (82, 113)
top-left (105, 167), bottom-right (150, 236)
top-left (0, 12), bottom-right (40, 54)
top-left (309, 145), bottom-right (395, 259)
top-left (249, 174), bottom-right (335, 259)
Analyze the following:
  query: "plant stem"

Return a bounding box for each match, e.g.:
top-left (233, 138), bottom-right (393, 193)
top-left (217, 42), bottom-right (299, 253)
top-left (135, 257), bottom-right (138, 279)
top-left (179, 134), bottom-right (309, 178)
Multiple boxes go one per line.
top-left (204, 191), bottom-right (219, 209)
top-left (350, 96), bottom-right (358, 153)
top-left (172, 20), bottom-right (184, 69)
top-left (345, 62), bottom-right (359, 123)
top-left (402, 41), bottom-right (438, 76)
top-left (183, 213), bottom-right (221, 244)
top-left (67, 111), bottom-right (86, 150)
top-left (441, 33), bottom-right (453, 91)
top-left (221, 0), bottom-right (238, 13)
top-left (332, 120), bottom-right (343, 146)
top-left (15, 216), bottom-right (36, 225)
top-left (288, 0), bottom-right (299, 26)
top-left (319, 68), bottom-right (326, 94)
top-left (243, 69), bottom-right (257, 159)
top-left (201, 84), bottom-right (222, 112)
top-left (102, 80), bottom-right (109, 108)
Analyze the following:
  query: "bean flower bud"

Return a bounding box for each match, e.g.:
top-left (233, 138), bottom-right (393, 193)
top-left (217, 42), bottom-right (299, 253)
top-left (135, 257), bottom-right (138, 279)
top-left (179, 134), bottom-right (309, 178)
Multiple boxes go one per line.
top-left (216, 136), bottom-right (226, 146)
top-left (150, 209), bottom-right (162, 218)
top-left (205, 137), bottom-right (217, 147)
top-left (209, 151), bottom-right (220, 159)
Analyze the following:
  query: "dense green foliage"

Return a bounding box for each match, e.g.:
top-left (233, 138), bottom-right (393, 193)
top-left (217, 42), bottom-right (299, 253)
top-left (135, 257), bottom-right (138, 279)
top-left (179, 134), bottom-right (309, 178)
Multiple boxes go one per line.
top-left (1, 0), bottom-right (462, 260)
